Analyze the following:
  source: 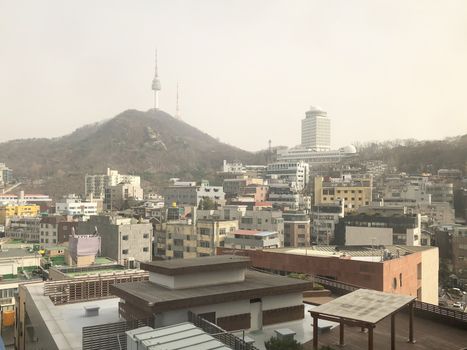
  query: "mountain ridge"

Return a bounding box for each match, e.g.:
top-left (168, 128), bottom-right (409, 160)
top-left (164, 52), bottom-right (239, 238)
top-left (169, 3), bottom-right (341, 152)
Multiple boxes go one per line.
top-left (0, 109), bottom-right (258, 197)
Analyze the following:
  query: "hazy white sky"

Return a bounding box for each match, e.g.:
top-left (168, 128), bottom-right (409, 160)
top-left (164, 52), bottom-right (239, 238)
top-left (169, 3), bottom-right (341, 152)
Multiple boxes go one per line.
top-left (1, 0), bottom-right (466, 151)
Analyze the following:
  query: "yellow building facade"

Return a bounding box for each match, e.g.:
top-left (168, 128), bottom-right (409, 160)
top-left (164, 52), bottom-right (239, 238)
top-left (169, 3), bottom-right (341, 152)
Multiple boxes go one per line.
top-left (0, 204), bottom-right (40, 225)
top-left (313, 176), bottom-right (372, 213)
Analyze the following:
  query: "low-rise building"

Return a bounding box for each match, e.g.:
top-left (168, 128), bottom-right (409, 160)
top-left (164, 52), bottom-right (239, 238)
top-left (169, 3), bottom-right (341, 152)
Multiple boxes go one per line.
top-left (311, 200), bottom-right (344, 244)
top-left (283, 210), bottom-right (311, 247)
top-left (218, 245), bottom-right (439, 305)
top-left (0, 246), bottom-right (41, 317)
top-left (39, 216), bottom-right (78, 248)
top-left (7, 217), bottom-right (41, 242)
top-left (157, 220), bottom-right (197, 259)
top-left (78, 215), bottom-right (152, 265)
top-left (334, 207), bottom-right (421, 246)
top-left (0, 204), bottom-right (40, 227)
top-left (85, 168), bottom-right (141, 199)
top-left (55, 194), bottom-right (98, 218)
top-left (434, 224), bottom-right (467, 285)
top-left (314, 175), bottom-right (373, 213)
top-left (196, 219), bottom-right (238, 256)
top-left (268, 183), bottom-right (302, 210)
top-left (104, 182), bottom-right (144, 210)
top-left (163, 182), bottom-right (225, 207)
top-left (266, 161), bottom-right (309, 190)
top-left (112, 255), bottom-right (312, 331)
top-left (224, 230), bottom-right (281, 249)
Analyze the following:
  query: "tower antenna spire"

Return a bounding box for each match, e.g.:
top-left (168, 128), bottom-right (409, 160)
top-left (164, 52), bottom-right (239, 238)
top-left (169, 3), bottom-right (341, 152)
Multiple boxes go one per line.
top-left (151, 49), bottom-right (161, 110)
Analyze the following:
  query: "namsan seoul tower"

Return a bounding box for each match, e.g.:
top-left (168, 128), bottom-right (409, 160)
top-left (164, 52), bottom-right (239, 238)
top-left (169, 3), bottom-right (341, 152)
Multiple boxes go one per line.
top-left (151, 49), bottom-right (161, 109)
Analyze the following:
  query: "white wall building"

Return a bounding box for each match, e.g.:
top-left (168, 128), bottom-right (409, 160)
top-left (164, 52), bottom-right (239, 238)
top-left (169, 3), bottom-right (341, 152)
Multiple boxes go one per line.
top-left (266, 161), bottom-right (309, 190)
top-left (224, 230), bottom-right (281, 249)
top-left (301, 106), bottom-right (331, 151)
top-left (85, 168), bottom-right (141, 199)
top-left (276, 145), bottom-right (357, 167)
top-left (55, 194), bottom-right (98, 217)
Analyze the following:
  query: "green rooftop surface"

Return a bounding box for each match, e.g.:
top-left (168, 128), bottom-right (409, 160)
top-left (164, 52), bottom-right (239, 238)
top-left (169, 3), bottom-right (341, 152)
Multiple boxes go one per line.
top-left (49, 256), bottom-right (65, 266)
top-left (65, 267), bottom-right (123, 277)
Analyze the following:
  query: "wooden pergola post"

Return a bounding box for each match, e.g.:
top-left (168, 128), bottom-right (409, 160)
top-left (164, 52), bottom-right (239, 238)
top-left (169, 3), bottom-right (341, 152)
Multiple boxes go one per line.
top-left (312, 314), bottom-right (318, 350)
top-left (368, 325), bottom-right (374, 350)
top-left (339, 320), bottom-right (345, 346)
top-left (408, 301), bottom-right (416, 343)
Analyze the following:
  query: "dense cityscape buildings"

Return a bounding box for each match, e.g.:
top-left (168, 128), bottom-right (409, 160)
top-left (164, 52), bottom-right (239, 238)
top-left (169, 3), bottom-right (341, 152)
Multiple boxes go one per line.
top-left (0, 98), bottom-right (465, 349)
top-left (1, 5), bottom-right (466, 347)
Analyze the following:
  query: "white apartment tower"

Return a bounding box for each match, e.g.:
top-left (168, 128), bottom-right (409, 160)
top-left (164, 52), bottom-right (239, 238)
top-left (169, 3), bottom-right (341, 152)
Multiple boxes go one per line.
top-left (301, 106), bottom-right (331, 151)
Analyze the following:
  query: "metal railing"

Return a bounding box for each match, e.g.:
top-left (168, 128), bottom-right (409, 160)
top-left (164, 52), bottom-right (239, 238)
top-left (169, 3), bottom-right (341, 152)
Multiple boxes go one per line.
top-left (312, 275), bottom-right (467, 326)
top-left (188, 311), bottom-right (259, 350)
top-left (82, 319), bottom-right (150, 350)
top-left (44, 271), bottom-right (149, 304)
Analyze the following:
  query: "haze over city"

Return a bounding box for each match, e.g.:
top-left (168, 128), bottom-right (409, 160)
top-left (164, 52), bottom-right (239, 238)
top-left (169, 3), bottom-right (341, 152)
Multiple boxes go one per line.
top-left (1, 0), bottom-right (467, 151)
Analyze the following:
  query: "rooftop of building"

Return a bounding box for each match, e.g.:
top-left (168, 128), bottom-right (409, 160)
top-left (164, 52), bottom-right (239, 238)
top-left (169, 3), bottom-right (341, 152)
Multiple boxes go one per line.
top-left (260, 245), bottom-right (435, 261)
top-left (47, 255), bottom-right (115, 269)
top-left (128, 323), bottom-right (232, 350)
top-left (110, 269), bottom-right (312, 313)
top-left (0, 247), bottom-right (38, 259)
top-left (23, 282), bottom-right (121, 349)
top-left (231, 230), bottom-right (278, 237)
top-left (140, 255), bottom-right (251, 275)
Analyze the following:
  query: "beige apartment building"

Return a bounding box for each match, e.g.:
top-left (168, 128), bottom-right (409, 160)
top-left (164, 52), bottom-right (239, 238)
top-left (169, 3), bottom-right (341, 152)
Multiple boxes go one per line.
top-left (155, 219), bottom-right (238, 259)
top-left (314, 175), bottom-right (372, 213)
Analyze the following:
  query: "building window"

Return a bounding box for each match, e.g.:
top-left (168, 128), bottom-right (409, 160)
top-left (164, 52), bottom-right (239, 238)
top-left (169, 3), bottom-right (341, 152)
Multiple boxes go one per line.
top-left (122, 235), bottom-right (129, 240)
top-left (200, 241), bottom-right (210, 248)
top-left (143, 233), bottom-right (149, 239)
top-left (399, 273), bottom-right (403, 287)
top-left (392, 277), bottom-right (397, 289)
top-left (122, 249), bottom-right (129, 255)
top-left (417, 263), bottom-right (422, 280)
top-left (143, 247), bottom-right (149, 252)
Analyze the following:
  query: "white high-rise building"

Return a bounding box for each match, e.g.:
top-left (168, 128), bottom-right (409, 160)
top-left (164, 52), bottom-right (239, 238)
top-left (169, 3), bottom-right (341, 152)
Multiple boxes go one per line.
top-left (301, 106), bottom-right (331, 151)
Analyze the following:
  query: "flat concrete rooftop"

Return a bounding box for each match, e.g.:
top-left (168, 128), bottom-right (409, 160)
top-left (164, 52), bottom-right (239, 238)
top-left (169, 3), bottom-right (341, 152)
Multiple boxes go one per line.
top-left (140, 255), bottom-right (251, 275)
top-left (263, 245), bottom-right (435, 259)
top-left (24, 282), bottom-right (121, 349)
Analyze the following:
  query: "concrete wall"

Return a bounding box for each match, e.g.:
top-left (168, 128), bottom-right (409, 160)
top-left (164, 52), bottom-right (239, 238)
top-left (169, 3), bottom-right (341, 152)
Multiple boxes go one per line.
top-left (154, 293), bottom-right (303, 331)
top-left (420, 247), bottom-right (439, 305)
top-left (382, 252), bottom-right (421, 300)
top-left (149, 268), bottom-right (245, 289)
top-left (217, 248), bottom-right (385, 291)
top-left (78, 220), bottom-right (152, 264)
top-left (345, 226), bottom-right (393, 246)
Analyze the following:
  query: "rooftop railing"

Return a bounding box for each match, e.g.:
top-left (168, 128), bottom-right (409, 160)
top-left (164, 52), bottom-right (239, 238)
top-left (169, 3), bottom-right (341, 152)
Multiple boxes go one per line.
top-left (188, 311), bottom-right (260, 350)
top-left (313, 275), bottom-right (467, 326)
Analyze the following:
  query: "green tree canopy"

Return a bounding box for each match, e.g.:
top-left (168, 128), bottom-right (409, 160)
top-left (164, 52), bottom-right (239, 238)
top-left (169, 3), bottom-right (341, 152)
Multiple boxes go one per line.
top-left (264, 336), bottom-right (302, 350)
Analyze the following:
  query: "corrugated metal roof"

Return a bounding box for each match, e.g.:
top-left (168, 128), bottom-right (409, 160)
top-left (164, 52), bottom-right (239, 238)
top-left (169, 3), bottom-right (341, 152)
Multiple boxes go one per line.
top-left (128, 323), bottom-right (233, 350)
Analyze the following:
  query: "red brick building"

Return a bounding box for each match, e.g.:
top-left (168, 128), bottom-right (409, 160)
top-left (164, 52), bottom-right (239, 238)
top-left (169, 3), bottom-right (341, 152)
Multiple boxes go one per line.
top-left (217, 245), bottom-right (439, 305)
